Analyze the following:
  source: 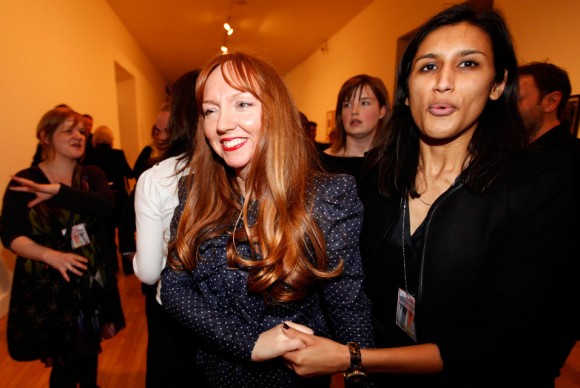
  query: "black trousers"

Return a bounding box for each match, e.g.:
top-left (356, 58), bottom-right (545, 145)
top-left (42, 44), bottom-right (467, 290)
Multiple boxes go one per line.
top-left (144, 284), bottom-right (205, 387)
top-left (49, 353), bottom-right (98, 388)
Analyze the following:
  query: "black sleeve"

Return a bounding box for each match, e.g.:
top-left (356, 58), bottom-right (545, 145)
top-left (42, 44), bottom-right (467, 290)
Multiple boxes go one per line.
top-left (439, 151), bottom-right (577, 379)
top-left (117, 190), bottom-right (136, 253)
top-left (50, 165), bottom-right (114, 216)
top-left (0, 170), bottom-right (36, 248)
top-left (120, 150), bottom-right (135, 179)
top-left (133, 146), bottom-right (153, 180)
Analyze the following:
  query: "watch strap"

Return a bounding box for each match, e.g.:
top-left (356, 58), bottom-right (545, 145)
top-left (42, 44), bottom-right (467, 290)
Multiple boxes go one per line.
top-left (344, 342), bottom-right (367, 384)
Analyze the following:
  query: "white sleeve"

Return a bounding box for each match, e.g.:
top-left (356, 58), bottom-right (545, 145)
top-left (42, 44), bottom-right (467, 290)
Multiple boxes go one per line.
top-left (133, 166), bottom-right (167, 285)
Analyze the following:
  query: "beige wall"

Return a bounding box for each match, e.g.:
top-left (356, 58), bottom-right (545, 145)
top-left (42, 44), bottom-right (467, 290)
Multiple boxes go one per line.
top-left (286, 0), bottom-right (580, 143)
top-left (0, 0), bottom-right (167, 315)
top-left (496, 0), bottom-right (580, 81)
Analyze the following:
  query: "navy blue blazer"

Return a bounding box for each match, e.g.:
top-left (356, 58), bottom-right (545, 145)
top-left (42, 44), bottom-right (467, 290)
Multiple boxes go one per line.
top-left (161, 174), bottom-right (374, 387)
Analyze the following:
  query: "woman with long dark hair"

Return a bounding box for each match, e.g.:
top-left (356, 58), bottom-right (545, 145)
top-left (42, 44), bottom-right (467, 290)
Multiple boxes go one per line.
top-left (133, 70), bottom-right (202, 387)
top-left (281, 4), bottom-right (577, 387)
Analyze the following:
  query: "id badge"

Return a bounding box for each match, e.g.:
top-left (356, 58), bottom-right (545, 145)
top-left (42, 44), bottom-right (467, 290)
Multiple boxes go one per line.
top-left (396, 288), bottom-right (417, 341)
top-left (62, 223), bottom-right (91, 249)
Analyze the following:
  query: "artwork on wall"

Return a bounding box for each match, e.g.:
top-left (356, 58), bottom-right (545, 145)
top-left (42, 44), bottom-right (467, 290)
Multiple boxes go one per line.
top-left (564, 94), bottom-right (580, 137)
top-left (326, 110), bottom-right (336, 142)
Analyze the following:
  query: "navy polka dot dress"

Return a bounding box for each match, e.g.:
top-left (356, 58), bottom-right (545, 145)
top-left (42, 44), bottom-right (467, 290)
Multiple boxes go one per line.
top-left (161, 174), bottom-right (374, 387)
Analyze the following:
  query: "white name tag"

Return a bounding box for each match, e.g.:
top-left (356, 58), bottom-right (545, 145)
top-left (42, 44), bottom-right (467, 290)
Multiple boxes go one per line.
top-left (396, 288), bottom-right (417, 341)
top-left (62, 223), bottom-right (91, 249)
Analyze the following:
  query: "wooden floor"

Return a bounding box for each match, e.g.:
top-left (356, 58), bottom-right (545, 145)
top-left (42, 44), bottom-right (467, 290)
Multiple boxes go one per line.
top-left (1, 272), bottom-right (579, 387)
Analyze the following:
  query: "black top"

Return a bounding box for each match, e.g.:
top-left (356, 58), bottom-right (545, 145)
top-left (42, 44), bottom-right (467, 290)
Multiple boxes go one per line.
top-left (534, 123), bottom-right (580, 338)
top-left (133, 145), bottom-right (156, 180)
top-left (319, 151), bottom-right (365, 189)
top-left (359, 148), bottom-right (578, 387)
top-left (0, 165), bottom-right (125, 363)
top-left (84, 144), bottom-right (134, 193)
top-left (534, 123), bottom-right (580, 190)
top-left (1, 166), bottom-right (115, 245)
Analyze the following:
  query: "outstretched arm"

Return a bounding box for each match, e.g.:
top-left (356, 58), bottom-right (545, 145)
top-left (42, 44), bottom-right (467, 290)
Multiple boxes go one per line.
top-left (281, 325), bottom-right (443, 377)
top-left (8, 175), bottom-right (61, 208)
top-left (9, 168), bottom-right (114, 214)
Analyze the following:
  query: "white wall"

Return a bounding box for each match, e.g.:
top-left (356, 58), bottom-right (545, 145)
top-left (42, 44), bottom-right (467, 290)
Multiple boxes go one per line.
top-left (0, 0), bottom-right (168, 316)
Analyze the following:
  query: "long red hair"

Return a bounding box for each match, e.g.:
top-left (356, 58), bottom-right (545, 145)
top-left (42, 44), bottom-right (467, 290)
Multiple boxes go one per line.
top-left (168, 52), bottom-right (342, 303)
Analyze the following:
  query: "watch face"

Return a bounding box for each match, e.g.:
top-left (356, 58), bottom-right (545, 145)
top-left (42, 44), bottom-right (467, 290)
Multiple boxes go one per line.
top-left (345, 369), bottom-right (367, 383)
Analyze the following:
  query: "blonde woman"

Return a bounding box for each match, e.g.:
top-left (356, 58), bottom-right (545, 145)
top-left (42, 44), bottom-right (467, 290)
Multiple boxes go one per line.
top-left (1, 107), bottom-right (125, 387)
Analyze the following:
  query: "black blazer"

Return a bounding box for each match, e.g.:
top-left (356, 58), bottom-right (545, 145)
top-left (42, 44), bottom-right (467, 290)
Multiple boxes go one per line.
top-left (359, 149), bottom-right (578, 387)
top-left (85, 145), bottom-right (134, 193)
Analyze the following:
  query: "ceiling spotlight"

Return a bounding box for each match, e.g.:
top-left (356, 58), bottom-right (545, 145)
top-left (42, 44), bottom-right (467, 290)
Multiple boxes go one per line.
top-left (224, 22), bottom-right (231, 31)
top-left (227, 28), bottom-right (234, 36)
top-left (221, 46), bottom-right (228, 54)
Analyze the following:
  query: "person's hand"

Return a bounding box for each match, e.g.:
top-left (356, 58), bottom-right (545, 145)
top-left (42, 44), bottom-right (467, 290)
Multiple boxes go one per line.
top-left (43, 249), bottom-right (89, 282)
top-left (281, 324), bottom-right (350, 377)
top-left (9, 175), bottom-right (61, 207)
top-left (251, 321), bottom-right (314, 362)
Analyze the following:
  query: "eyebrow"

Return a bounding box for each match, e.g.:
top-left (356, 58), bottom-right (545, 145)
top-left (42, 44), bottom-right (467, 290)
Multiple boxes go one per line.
top-left (416, 49), bottom-right (486, 62)
top-left (202, 91), bottom-right (253, 105)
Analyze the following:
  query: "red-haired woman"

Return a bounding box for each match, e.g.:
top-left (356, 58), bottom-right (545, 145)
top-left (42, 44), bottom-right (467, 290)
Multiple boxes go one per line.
top-left (160, 52), bottom-right (373, 387)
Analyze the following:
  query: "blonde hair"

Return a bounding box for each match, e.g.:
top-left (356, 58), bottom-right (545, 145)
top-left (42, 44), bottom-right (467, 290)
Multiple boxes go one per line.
top-left (92, 125), bottom-right (114, 147)
top-left (170, 52), bottom-right (341, 303)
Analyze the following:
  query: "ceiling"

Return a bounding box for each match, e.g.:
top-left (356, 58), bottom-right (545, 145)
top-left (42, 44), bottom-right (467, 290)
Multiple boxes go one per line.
top-left (106, 0), bottom-right (374, 86)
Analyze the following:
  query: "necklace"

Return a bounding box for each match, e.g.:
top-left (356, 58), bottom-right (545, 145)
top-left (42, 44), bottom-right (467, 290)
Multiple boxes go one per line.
top-left (415, 196), bottom-right (432, 206)
top-left (401, 199), bottom-right (410, 293)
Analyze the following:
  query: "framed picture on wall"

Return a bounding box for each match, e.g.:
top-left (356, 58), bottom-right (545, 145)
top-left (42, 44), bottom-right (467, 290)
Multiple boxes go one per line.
top-left (326, 110), bottom-right (336, 142)
top-left (563, 94), bottom-right (580, 137)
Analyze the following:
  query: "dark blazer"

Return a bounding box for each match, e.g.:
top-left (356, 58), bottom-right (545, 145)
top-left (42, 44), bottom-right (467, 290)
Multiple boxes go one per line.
top-left (359, 149), bottom-right (578, 387)
top-left (535, 123), bottom-right (580, 160)
top-left (84, 144), bottom-right (133, 193)
top-left (161, 174), bottom-right (374, 387)
top-left (534, 123), bottom-right (580, 340)
top-left (133, 145), bottom-right (155, 180)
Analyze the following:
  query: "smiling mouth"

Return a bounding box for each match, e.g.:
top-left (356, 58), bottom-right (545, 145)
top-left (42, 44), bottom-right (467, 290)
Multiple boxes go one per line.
top-left (221, 138), bottom-right (247, 151)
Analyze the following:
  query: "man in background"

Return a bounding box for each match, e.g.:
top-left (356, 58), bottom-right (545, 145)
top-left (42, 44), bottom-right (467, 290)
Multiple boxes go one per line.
top-left (82, 113), bottom-right (96, 163)
top-left (518, 62), bottom-right (579, 150)
top-left (518, 61), bottom-right (580, 352)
